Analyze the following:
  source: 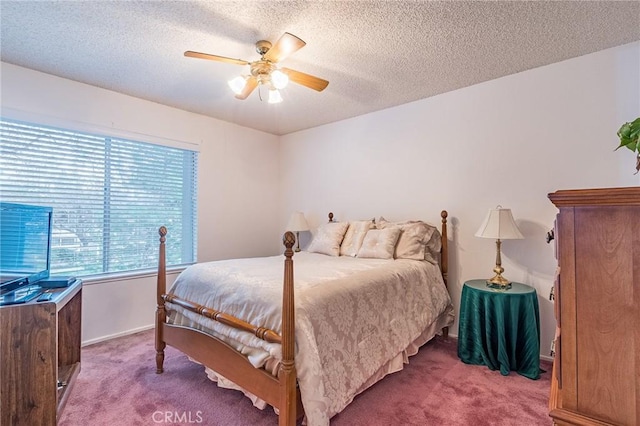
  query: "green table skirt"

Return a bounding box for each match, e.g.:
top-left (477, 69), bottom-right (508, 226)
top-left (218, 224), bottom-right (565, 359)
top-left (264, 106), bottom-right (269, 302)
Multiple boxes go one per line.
top-left (457, 280), bottom-right (541, 380)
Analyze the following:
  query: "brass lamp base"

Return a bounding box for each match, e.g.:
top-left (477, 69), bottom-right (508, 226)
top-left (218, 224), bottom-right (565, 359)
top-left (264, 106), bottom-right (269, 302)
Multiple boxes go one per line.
top-left (294, 231), bottom-right (301, 252)
top-left (485, 239), bottom-right (512, 289)
top-left (486, 274), bottom-right (512, 289)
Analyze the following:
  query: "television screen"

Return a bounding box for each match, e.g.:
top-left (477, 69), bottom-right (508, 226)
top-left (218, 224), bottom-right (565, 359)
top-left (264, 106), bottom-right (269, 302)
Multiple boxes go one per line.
top-left (0, 202), bottom-right (53, 289)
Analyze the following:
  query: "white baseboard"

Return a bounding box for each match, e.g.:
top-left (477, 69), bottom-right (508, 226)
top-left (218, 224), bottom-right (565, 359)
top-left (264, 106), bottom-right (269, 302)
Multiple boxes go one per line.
top-left (82, 324), bottom-right (154, 347)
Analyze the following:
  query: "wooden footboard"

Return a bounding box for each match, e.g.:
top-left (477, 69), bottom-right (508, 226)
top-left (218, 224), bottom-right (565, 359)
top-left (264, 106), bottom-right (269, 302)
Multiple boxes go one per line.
top-left (155, 228), bottom-right (300, 426)
top-left (155, 211), bottom-right (450, 425)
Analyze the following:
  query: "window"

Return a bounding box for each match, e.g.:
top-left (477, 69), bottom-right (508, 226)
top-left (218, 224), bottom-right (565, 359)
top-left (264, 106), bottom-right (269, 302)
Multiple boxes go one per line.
top-left (0, 117), bottom-right (198, 277)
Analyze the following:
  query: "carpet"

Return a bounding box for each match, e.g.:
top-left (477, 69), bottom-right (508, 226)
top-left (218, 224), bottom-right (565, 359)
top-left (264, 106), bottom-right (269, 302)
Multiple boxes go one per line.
top-left (59, 329), bottom-right (552, 425)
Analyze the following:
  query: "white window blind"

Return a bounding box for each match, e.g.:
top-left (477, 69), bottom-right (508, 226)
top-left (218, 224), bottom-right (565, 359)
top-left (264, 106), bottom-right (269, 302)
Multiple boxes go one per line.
top-left (0, 117), bottom-right (198, 277)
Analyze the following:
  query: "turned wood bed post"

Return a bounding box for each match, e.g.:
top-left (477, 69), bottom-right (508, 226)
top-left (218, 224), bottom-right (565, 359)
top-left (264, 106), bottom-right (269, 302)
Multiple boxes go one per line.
top-left (440, 210), bottom-right (449, 339)
top-left (440, 210), bottom-right (448, 287)
top-left (279, 231), bottom-right (297, 426)
top-left (155, 226), bottom-right (167, 373)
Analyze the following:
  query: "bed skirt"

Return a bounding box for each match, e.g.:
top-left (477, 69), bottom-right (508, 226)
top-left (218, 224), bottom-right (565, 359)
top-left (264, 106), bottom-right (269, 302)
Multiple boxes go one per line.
top-left (199, 304), bottom-right (454, 420)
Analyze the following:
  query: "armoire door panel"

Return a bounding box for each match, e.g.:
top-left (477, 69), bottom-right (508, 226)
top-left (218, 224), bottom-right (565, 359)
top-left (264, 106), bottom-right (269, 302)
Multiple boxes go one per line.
top-left (574, 206), bottom-right (637, 425)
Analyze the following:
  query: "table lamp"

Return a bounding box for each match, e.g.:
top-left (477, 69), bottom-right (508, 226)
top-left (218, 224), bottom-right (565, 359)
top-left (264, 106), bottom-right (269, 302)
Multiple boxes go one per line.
top-left (286, 211), bottom-right (309, 252)
top-left (475, 206), bottom-right (524, 288)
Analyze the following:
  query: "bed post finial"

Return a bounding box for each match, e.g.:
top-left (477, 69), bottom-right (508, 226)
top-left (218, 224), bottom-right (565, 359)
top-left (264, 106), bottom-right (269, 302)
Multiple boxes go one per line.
top-left (283, 231), bottom-right (296, 253)
top-left (156, 226), bottom-right (168, 374)
top-left (328, 212), bottom-right (334, 222)
top-left (280, 231), bottom-right (297, 425)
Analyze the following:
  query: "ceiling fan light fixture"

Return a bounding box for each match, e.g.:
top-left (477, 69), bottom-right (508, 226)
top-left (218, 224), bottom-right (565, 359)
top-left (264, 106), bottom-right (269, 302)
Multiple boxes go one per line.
top-left (187, 32), bottom-right (327, 102)
top-left (271, 69), bottom-right (289, 89)
top-left (228, 75), bottom-right (247, 95)
top-left (268, 88), bottom-right (283, 104)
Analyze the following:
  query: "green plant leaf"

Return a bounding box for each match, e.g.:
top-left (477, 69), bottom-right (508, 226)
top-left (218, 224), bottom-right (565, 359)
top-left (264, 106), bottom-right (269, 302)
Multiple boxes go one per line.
top-left (616, 117), bottom-right (640, 152)
top-left (615, 136), bottom-right (636, 151)
top-left (616, 117), bottom-right (640, 173)
top-left (618, 122), bottom-right (633, 138)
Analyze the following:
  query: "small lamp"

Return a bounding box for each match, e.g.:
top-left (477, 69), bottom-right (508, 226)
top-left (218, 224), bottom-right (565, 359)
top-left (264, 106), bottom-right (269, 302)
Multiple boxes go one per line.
top-left (286, 212), bottom-right (309, 252)
top-left (475, 206), bottom-right (524, 288)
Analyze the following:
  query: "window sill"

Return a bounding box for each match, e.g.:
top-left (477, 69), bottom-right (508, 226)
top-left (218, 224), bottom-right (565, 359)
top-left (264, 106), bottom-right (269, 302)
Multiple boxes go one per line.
top-left (77, 265), bottom-right (190, 286)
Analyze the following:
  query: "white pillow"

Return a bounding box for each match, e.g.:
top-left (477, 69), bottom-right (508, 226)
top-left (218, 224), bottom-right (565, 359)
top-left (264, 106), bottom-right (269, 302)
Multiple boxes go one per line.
top-left (377, 217), bottom-right (439, 261)
top-left (357, 227), bottom-right (402, 259)
top-left (307, 222), bottom-right (350, 256)
top-left (424, 230), bottom-right (442, 264)
top-left (340, 220), bottom-right (374, 257)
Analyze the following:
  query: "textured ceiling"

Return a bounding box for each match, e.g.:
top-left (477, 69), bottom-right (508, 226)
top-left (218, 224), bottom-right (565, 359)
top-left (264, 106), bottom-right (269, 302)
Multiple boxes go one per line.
top-left (1, 1), bottom-right (639, 135)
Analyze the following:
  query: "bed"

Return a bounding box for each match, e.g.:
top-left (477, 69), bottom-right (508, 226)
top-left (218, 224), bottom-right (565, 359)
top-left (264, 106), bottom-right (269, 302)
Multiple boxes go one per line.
top-left (155, 211), bottom-right (453, 426)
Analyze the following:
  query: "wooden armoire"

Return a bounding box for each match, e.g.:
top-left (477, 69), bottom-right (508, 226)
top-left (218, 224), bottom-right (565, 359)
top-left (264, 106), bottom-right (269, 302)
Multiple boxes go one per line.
top-left (548, 187), bottom-right (639, 426)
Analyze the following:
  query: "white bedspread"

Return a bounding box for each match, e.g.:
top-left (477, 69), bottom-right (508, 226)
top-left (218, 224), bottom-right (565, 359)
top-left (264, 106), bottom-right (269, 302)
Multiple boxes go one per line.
top-left (166, 252), bottom-right (453, 425)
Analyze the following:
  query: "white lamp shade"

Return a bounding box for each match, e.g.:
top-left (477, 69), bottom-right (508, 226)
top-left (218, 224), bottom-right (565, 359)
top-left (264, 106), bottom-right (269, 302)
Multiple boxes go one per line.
top-left (271, 69), bottom-right (289, 89)
top-left (228, 76), bottom-right (247, 95)
top-left (475, 207), bottom-right (524, 240)
top-left (268, 88), bottom-right (283, 104)
top-left (286, 212), bottom-right (309, 232)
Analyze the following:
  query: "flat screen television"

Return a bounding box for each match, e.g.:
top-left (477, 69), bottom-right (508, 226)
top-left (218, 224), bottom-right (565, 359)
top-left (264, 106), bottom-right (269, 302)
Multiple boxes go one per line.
top-left (0, 202), bottom-right (53, 299)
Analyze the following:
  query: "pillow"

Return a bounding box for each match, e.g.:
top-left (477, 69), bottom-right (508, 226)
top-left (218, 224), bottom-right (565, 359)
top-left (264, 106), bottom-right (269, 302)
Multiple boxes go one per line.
top-left (376, 216), bottom-right (390, 229)
top-left (377, 216), bottom-right (440, 261)
top-left (357, 227), bottom-right (402, 259)
top-left (394, 222), bottom-right (430, 260)
top-left (424, 229), bottom-right (442, 264)
top-left (340, 220), bottom-right (375, 257)
top-left (307, 221), bottom-right (350, 256)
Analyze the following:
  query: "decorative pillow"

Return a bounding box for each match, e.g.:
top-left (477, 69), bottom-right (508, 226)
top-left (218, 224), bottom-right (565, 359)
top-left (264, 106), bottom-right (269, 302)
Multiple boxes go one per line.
top-left (376, 216), bottom-right (390, 229)
top-left (307, 221), bottom-right (350, 256)
top-left (394, 222), bottom-right (430, 260)
top-left (356, 227), bottom-right (402, 259)
top-left (377, 216), bottom-right (440, 261)
top-left (424, 229), bottom-right (442, 264)
top-left (340, 220), bottom-right (375, 257)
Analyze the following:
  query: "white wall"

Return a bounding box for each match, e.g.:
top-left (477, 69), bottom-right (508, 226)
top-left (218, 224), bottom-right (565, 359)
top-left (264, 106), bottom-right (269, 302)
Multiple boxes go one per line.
top-left (1, 63), bottom-right (282, 344)
top-left (279, 42), bottom-right (640, 358)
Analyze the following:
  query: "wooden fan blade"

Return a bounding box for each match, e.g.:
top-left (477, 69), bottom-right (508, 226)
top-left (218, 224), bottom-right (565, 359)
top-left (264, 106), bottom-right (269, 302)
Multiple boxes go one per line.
top-left (281, 68), bottom-right (329, 92)
top-left (235, 76), bottom-right (258, 100)
top-left (184, 51), bottom-right (249, 66)
top-left (263, 32), bottom-right (306, 63)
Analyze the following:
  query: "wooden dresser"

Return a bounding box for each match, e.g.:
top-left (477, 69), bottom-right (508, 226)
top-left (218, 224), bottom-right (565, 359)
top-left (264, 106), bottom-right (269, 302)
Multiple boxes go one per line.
top-left (0, 279), bottom-right (82, 426)
top-left (548, 187), bottom-right (639, 426)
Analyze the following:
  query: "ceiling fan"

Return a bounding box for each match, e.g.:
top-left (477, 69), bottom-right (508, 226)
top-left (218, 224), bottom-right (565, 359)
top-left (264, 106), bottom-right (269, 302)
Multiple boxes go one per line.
top-left (185, 32), bottom-right (329, 103)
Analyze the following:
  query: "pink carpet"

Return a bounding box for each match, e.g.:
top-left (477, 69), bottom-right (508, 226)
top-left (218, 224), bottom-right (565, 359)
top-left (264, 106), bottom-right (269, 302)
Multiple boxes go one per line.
top-left (59, 329), bottom-right (552, 425)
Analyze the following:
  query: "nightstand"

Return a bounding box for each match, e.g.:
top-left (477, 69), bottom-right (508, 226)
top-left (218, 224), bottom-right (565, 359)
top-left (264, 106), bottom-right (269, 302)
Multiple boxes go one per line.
top-left (457, 279), bottom-right (541, 379)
